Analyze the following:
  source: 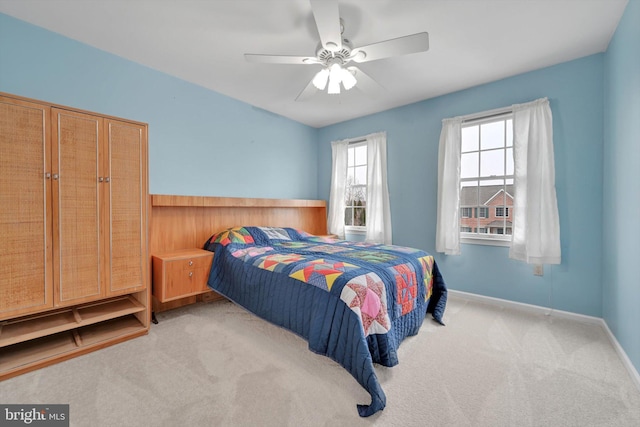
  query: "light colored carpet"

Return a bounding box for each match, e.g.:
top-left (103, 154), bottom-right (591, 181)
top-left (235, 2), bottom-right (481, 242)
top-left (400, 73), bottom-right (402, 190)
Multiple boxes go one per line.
top-left (2, 294), bottom-right (640, 426)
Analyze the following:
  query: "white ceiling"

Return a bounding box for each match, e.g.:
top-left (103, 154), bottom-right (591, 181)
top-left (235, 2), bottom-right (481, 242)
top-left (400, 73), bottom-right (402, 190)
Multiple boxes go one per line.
top-left (0, 0), bottom-right (628, 128)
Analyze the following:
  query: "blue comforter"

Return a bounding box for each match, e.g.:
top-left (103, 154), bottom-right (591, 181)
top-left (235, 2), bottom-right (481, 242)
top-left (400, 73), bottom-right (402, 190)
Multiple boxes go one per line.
top-left (204, 227), bottom-right (447, 417)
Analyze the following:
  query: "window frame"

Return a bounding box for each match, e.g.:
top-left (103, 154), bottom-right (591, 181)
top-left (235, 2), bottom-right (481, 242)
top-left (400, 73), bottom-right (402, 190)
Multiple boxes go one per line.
top-left (459, 113), bottom-right (514, 247)
top-left (344, 141), bottom-right (367, 233)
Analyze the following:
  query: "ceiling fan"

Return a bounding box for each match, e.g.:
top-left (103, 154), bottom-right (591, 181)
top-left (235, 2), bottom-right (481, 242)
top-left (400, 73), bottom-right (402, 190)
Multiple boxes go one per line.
top-left (244, 0), bottom-right (430, 101)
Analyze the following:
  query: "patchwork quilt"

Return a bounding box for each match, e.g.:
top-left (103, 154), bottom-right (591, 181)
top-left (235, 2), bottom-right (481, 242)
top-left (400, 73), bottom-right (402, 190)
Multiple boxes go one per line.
top-left (204, 227), bottom-right (447, 417)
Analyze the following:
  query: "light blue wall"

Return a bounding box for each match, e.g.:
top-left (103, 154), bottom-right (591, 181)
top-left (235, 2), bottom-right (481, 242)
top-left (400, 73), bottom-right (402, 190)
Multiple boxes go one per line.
top-left (319, 55), bottom-right (605, 317)
top-left (0, 13), bottom-right (318, 199)
top-left (603, 0), bottom-right (640, 378)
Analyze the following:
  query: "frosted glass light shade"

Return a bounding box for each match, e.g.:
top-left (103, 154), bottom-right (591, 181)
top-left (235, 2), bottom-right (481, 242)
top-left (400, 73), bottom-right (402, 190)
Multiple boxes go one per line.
top-left (328, 64), bottom-right (341, 94)
top-left (312, 68), bottom-right (329, 90)
top-left (341, 68), bottom-right (357, 90)
top-left (328, 75), bottom-right (341, 94)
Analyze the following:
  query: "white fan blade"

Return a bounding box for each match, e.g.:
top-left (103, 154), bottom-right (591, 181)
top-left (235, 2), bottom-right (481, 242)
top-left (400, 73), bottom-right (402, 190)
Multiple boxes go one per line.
top-left (310, 0), bottom-right (342, 52)
top-left (245, 54), bottom-right (320, 65)
top-left (348, 66), bottom-right (384, 95)
top-left (295, 78), bottom-right (318, 102)
top-left (351, 32), bottom-right (429, 63)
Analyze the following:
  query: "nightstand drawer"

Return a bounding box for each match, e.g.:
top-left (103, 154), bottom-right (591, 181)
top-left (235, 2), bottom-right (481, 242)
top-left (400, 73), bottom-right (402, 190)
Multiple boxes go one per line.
top-left (177, 255), bottom-right (211, 271)
top-left (152, 249), bottom-right (214, 303)
top-left (162, 263), bottom-right (209, 300)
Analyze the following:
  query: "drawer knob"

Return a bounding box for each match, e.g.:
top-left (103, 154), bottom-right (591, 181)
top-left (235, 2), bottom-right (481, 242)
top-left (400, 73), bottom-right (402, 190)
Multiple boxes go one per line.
top-left (189, 260), bottom-right (193, 266)
top-left (189, 271), bottom-right (193, 277)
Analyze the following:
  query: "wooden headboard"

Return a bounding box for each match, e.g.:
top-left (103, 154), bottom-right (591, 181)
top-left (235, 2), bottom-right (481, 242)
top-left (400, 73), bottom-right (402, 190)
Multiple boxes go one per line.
top-left (149, 194), bottom-right (328, 256)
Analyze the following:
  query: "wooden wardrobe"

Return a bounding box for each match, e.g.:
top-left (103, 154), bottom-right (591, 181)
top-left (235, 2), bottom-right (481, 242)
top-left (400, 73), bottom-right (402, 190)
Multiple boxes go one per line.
top-left (0, 92), bottom-right (150, 380)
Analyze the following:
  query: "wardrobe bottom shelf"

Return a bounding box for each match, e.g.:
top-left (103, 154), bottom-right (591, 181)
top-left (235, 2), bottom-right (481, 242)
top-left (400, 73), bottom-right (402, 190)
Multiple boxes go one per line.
top-left (0, 314), bottom-right (147, 380)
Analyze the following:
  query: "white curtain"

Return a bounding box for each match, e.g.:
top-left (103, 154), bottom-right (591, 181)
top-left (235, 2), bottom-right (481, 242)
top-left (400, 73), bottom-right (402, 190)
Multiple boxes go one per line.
top-left (509, 98), bottom-right (561, 264)
top-left (435, 118), bottom-right (463, 255)
top-left (435, 98), bottom-right (561, 264)
top-left (327, 132), bottom-right (392, 244)
top-left (327, 139), bottom-right (349, 238)
top-left (365, 132), bottom-right (392, 244)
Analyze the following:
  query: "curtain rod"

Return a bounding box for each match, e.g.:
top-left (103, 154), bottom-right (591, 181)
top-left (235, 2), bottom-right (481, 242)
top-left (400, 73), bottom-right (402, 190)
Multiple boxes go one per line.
top-left (461, 105), bottom-right (512, 123)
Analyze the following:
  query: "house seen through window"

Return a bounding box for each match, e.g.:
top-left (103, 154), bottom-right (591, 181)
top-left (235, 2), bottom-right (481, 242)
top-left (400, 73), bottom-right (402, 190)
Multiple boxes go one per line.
top-left (345, 142), bottom-right (367, 228)
top-left (460, 114), bottom-right (514, 242)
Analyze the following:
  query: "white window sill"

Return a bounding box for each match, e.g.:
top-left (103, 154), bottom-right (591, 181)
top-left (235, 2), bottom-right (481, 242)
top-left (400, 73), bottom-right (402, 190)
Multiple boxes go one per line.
top-left (461, 235), bottom-right (512, 247)
top-left (344, 227), bottom-right (366, 235)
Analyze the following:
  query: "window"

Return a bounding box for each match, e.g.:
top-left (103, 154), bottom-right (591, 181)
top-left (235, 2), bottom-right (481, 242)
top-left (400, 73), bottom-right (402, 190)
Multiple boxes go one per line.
top-left (495, 207), bottom-right (510, 217)
top-left (436, 98), bottom-right (560, 261)
top-left (459, 114), bottom-right (514, 244)
top-left (344, 142), bottom-right (367, 228)
top-left (329, 131), bottom-right (391, 244)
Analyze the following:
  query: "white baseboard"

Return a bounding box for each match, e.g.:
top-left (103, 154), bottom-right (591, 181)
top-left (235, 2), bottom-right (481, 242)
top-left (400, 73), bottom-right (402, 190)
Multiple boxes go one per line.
top-left (600, 320), bottom-right (640, 393)
top-left (448, 289), bottom-right (640, 393)
top-left (448, 289), bottom-right (602, 323)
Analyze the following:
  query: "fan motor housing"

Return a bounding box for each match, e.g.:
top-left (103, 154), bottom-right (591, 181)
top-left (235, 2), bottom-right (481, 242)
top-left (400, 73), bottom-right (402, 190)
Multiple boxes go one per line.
top-left (316, 38), bottom-right (353, 65)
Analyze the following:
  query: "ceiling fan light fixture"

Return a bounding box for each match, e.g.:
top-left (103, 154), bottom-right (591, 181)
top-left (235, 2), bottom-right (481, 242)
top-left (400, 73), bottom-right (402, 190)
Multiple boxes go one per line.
top-left (328, 63), bottom-right (342, 77)
top-left (327, 65), bottom-right (341, 94)
top-left (327, 77), bottom-right (341, 94)
top-left (340, 67), bottom-right (357, 90)
top-left (312, 68), bottom-right (330, 90)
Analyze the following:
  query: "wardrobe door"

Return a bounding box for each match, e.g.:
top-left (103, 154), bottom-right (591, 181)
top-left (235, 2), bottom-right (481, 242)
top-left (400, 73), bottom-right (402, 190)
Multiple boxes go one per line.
top-left (104, 119), bottom-right (148, 295)
top-left (0, 97), bottom-right (53, 320)
top-left (52, 108), bottom-right (103, 306)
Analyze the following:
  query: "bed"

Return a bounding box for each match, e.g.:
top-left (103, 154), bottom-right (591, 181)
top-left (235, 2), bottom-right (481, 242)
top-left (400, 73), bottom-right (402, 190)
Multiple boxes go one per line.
top-left (204, 226), bottom-right (447, 417)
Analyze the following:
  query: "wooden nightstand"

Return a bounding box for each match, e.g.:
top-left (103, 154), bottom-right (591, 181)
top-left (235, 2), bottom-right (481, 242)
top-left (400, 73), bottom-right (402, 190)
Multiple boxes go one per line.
top-left (152, 249), bottom-right (214, 303)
